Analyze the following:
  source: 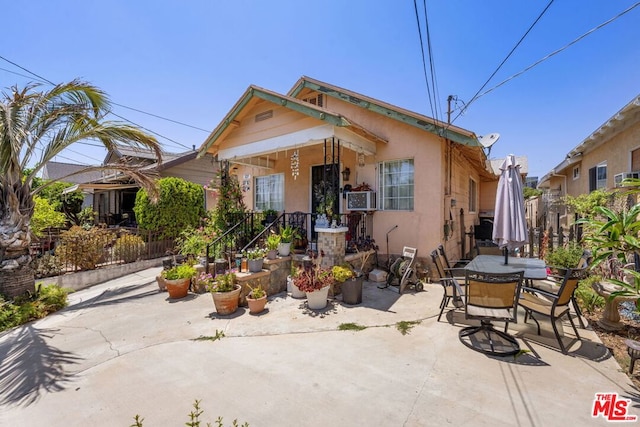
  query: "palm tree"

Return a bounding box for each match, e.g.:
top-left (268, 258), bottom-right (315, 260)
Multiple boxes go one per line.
top-left (0, 80), bottom-right (162, 298)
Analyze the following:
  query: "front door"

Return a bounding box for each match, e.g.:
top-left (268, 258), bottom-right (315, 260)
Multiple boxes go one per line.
top-left (311, 163), bottom-right (339, 230)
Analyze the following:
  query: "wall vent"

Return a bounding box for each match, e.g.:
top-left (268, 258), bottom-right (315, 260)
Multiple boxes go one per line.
top-left (255, 110), bottom-right (273, 122)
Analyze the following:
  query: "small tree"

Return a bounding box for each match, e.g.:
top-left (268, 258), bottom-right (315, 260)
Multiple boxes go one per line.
top-left (31, 197), bottom-right (67, 237)
top-left (134, 177), bottom-right (205, 239)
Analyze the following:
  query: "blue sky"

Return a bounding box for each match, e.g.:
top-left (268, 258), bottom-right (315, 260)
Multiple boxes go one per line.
top-left (2, 1), bottom-right (639, 179)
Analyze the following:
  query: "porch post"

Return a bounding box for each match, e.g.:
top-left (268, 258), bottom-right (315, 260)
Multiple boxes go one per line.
top-left (315, 226), bottom-right (348, 268)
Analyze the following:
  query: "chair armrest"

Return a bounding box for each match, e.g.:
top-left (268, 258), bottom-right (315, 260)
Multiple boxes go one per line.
top-left (444, 267), bottom-right (466, 278)
top-left (521, 285), bottom-right (559, 301)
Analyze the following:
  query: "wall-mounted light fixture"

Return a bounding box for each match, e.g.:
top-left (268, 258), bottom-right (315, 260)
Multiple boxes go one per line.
top-left (341, 167), bottom-right (351, 182)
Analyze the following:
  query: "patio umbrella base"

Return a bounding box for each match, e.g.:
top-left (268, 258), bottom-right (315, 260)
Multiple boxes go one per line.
top-left (459, 322), bottom-right (520, 357)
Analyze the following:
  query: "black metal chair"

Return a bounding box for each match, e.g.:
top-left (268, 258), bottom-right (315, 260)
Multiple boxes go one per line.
top-left (519, 267), bottom-right (586, 354)
top-left (437, 244), bottom-right (469, 279)
top-left (430, 249), bottom-right (465, 322)
top-left (459, 270), bottom-right (524, 357)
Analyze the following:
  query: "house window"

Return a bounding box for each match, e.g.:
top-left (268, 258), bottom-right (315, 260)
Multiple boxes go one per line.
top-left (255, 173), bottom-right (284, 211)
top-left (573, 166), bottom-right (580, 180)
top-left (469, 177), bottom-right (477, 213)
top-left (588, 163), bottom-right (607, 192)
top-left (378, 159), bottom-right (414, 211)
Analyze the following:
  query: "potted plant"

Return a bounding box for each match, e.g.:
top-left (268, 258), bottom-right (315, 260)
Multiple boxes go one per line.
top-left (265, 233), bottom-right (281, 260)
top-left (333, 264), bottom-right (364, 305)
top-left (245, 282), bottom-right (268, 314)
top-left (162, 264), bottom-right (196, 299)
top-left (194, 271), bottom-right (214, 294)
top-left (293, 251), bottom-right (334, 309)
top-left (278, 225), bottom-right (300, 256)
top-left (288, 264), bottom-right (306, 299)
top-left (245, 247), bottom-right (266, 272)
top-left (208, 272), bottom-right (241, 315)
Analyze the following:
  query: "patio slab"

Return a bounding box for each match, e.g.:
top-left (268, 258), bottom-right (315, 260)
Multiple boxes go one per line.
top-left (0, 267), bottom-right (638, 426)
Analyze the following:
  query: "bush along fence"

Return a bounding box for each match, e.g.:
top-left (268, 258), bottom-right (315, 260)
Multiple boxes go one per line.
top-left (32, 226), bottom-right (175, 279)
top-left (468, 224), bottom-right (582, 259)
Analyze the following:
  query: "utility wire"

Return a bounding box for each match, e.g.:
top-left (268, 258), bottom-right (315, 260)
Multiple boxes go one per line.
top-left (413, 0), bottom-right (437, 123)
top-left (473, 1), bottom-right (640, 102)
top-left (451, 0), bottom-right (555, 124)
top-left (0, 55), bottom-right (206, 149)
top-left (422, 0), bottom-right (443, 126)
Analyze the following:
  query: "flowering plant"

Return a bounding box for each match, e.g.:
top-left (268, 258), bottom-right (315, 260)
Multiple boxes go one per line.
top-left (292, 250), bottom-right (334, 292)
top-left (196, 272), bottom-right (215, 288)
top-left (244, 247), bottom-right (266, 260)
top-left (332, 264), bottom-right (355, 283)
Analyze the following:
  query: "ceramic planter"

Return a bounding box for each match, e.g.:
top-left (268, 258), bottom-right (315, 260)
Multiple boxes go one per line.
top-left (247, 258), bottom-right (264, 272)
top-left (266, 249), bottom-right (278, 260)
top-left (278, 242), bottom-right (292, 256)
top-left (247, 294), bottom-right (267, 314)
top-left (341, 276), bottom-right (364, 305)
top-left (211, 284), bottom-right (242, 315)
top-left (288, 276), bottom-right (306, 298)
top-left (306, 285), bottom-right (330, 310)
top-left (164, 277), bottom-right (190, 299)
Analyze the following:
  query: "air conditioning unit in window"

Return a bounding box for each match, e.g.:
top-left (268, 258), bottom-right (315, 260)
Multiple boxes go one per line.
top-left (614, 172), bottom-right (640, 187)
top-left (346, 191), bottom-right (376, 211)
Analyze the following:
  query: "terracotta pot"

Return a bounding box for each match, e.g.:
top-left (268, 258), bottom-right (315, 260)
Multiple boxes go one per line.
top-left (211, 284), bottom-right (242, 315)
top-left (306, 285), bottom-right (330, 310)
top-left (247, 294), bottom-right (267, 314)
top-left (164, 277), bottom-right (190, 299)
top-left (156, 275), bottom-right (167, 292)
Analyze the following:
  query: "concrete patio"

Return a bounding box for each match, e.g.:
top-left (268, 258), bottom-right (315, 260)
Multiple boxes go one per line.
top-left (0, 266), bottom-right (638, 426)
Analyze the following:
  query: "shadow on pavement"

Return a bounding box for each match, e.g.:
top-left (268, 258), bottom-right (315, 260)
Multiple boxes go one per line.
top-left (0, 326), bottom-right (82, 407)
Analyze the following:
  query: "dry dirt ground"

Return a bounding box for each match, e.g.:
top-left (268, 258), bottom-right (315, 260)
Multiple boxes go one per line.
top-left (583, 308), bottom-right (640, 390)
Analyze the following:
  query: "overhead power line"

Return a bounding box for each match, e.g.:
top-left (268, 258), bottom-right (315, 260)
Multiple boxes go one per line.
top-left (451, 0), bottom-right (555, 124)
top-left (474, 1), bottom-right (640, 102)
top-left (413, 0), bottom-right (437, 123)
top-left (0, 55), bottom-right (208, 149)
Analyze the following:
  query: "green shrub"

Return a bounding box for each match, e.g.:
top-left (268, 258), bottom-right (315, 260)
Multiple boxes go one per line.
top-left (575, 274), bottom-right (605, 314)
top-left (55, 226), bottom-right (116, 270)
top-left (544, 242), bottom-right (583, 268)
top-left (33, 253), bottom-right (63, 278)
top-left (134, 177), bottom-right (206, 239)
top-left (113, 233), bottom-right (146, 263)
top-left (0, 284), bottom-right (70, 332)
top-left (31, 196), bottom-right (67, 237)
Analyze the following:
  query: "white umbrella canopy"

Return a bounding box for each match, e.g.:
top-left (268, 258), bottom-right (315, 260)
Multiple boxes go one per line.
top-left (492, 154), bottom-right (528, 263)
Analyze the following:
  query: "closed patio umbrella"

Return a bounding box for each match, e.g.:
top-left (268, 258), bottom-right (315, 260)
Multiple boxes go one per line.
top-left (492, 154), bottom-right (528, 264)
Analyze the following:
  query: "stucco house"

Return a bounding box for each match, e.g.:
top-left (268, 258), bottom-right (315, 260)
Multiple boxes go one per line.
top-left (197, 76), bottom-right (504, 265)
top-left (64, 145), bottom-right (218, 226)
top-left (537, 94), bottom-right (640, 230)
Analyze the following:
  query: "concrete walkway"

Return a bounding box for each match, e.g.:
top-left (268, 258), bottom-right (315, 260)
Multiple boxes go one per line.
top-left (0, 267), bottom-right (638, 426)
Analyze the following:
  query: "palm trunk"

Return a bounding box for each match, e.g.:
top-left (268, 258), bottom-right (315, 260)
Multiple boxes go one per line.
top-left (0, 208), bottom-right (35, 298)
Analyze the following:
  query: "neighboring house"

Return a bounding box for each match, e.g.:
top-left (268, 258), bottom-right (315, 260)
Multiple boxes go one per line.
top-left (64, 146), bottom-right (218, 226)
top-left (41, 161), bottom-right (103, 209)
top-left (537, 94), bottom-right (640, 230)
top-left (197, 76), bottom-right (504, 263)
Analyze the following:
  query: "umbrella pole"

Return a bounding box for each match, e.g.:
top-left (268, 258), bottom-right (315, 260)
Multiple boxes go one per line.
top-left (504, 247), bottom-right (508, 265)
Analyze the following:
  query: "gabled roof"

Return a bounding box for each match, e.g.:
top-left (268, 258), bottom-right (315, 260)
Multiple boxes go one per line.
top-left (538, 94), bottom-right (640, 186)
top-left (41, 161), bottom-right (104, 184)
top-left (288, 76), bottom-right (481, 147)
top-left (198, 84), bottom-right (388, 156)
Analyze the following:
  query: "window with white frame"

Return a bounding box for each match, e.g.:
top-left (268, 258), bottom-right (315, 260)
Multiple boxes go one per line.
top-left (378, 159), bottom-right (414, 210)
top-left (254, 173), bottom-right (284, 211)
top-left (469, 177), bottom-right (477, 213)
top-left (573, 166), bottom-right (580, 180)
top-left (588, 163), bottom-right (607, 191)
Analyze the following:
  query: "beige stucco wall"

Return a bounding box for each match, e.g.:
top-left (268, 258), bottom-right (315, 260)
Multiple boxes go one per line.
top-left (216, 89), bottom-right (490, 261)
